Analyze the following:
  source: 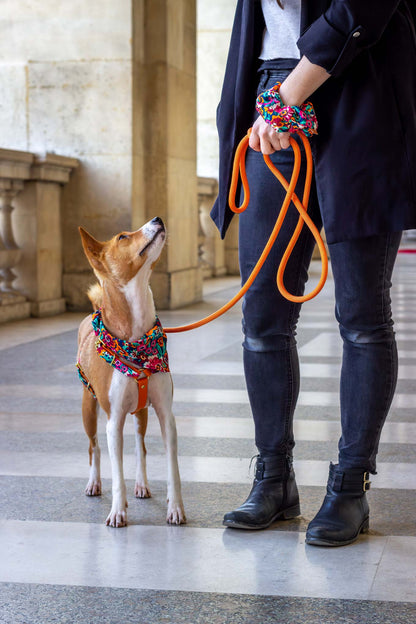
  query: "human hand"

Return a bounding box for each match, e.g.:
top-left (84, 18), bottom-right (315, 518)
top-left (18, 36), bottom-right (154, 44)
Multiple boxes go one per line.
top-left (249, 115), bottom-right (291, 154)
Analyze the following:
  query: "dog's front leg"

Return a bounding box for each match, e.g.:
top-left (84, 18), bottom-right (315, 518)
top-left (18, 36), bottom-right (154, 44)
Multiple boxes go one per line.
top-left (134, 408), bottom-right (151, 498)
top-left (151, 374), bottom-right (186, 525)
top-left (105, 373), bottom-right (132, 527)
top-left (82, 388), bottom-right (102, 496)
top-left (106, 410), bottom-right (128, 527)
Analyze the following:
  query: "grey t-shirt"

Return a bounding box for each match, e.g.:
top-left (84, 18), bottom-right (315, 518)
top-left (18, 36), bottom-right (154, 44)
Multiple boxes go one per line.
top-left (259, 0), bottom-right (301, 60)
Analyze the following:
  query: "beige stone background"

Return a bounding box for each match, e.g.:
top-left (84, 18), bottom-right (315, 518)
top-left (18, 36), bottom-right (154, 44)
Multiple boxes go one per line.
top-left (197, 0), bottom-right (237, 179)
top-left (0, 0), bottom-right (237, 317)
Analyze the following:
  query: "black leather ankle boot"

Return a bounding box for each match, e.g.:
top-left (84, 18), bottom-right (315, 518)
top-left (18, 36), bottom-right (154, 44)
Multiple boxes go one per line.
top-left (306, 463), bottom-right (371, 547)
top-left (222, 455), bottom-right (300, 530)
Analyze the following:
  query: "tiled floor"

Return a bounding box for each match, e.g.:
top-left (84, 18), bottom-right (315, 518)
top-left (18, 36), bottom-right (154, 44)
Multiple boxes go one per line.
top-left (0, 255), bottom-right (415, 623)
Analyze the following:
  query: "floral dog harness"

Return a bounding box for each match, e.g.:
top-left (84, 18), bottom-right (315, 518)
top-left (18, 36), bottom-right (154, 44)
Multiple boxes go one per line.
top-left (77, 308), bottom-right (169, 413)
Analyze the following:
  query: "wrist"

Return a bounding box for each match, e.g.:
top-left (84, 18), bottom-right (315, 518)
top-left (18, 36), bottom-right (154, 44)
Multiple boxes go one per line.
top-left (255, 83), bottom-right (318, 137)
top-left (278, 82), bottom-right (303, 108)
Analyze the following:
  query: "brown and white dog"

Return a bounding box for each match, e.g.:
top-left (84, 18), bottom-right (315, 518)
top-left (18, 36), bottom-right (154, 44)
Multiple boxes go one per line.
top-left (77, 217), bottom-right (186, 528)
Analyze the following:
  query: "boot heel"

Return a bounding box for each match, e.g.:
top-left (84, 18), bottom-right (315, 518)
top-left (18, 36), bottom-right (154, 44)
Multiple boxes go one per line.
top-left (360, 517), bottom-right (370, 534)
top-left (282, 503), bottom-right (301, 520)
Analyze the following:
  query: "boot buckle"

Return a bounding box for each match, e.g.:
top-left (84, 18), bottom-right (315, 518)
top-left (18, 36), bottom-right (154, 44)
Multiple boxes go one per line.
top-left (255, 457), bottom-right (265, 480)
top-left (363, 472), bottom-right (371, 492)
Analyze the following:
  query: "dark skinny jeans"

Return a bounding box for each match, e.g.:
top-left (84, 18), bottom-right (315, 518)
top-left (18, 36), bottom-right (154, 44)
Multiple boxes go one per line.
top-left (239, 69), bottom-right (401, 474)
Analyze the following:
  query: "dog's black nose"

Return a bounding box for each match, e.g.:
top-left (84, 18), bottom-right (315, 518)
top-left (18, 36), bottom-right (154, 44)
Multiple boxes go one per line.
top-left (151, 217), bottom-right (164, 227)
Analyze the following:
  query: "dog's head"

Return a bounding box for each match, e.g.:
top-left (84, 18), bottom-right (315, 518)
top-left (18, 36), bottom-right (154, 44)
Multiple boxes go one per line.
top-left (79, 217), bottom-right (166, 285)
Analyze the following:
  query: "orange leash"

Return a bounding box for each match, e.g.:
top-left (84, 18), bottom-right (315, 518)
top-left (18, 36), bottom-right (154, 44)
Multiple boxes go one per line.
top-left (165, 131), bottom-right (328, 334)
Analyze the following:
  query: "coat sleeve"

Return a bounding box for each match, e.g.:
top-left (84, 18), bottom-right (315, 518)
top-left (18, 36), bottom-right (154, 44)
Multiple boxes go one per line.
top-left (297, 0), bottom-right (403, 77)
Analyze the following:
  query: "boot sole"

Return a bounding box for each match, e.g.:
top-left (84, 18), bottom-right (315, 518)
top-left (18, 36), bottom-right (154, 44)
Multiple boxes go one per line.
top-left (222, 503), bottom-right (301, 530)
top-left (305, 516), bottom-right (370, 547)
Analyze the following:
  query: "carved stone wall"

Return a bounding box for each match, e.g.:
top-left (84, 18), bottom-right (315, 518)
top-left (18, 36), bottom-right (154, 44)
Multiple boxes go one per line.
top-left (0, 0), bottom-right (202, 311)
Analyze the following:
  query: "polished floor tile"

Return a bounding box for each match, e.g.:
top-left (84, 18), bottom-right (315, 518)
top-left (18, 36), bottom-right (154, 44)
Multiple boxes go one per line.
top-left (1, 450), bottom-right (414, 490)
top-left (1, 413), bottom-right (414, 444)
top-left (0, 255), bottom-right (415, 622)
top-left (1, 519), bottom-right (415, 602)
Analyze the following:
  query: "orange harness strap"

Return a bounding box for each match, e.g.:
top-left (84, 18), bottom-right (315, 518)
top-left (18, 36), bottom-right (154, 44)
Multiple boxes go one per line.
top-left (93, 341), bottom-right (153, 414)
top-left (133, 369), bottom-right (151, 413)
top-left (165, 131), bottom-right (328, 334)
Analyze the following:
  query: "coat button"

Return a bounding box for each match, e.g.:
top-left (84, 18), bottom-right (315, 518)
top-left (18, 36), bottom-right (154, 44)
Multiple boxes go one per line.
top-left (352, 31), bottom-right (361, 38)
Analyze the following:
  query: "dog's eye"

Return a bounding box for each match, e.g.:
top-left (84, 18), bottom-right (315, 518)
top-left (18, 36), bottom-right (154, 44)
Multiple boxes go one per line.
top-left (118, 234), bottom-right (128, 241)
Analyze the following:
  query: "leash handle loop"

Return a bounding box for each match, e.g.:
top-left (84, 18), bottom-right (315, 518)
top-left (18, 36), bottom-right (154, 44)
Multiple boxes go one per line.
top-left (164, 130), bottom-right (328, 333)
top-left (228, 131), bottom-right (251, 213)
top-left (262, 133), bottom-right (328, 303)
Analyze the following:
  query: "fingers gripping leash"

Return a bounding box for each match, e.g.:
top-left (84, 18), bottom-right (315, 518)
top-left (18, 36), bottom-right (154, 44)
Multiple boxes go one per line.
top-left (164, 130), bottom-right (328, 334)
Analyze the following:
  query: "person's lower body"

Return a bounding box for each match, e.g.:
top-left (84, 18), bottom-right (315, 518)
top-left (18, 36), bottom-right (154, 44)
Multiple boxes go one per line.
top-left (221, 68), bottom-right (402, 542)
top-left (223, 68), bottom-right (323, 528)
top-left (305, 231), bottom-right (401, 546)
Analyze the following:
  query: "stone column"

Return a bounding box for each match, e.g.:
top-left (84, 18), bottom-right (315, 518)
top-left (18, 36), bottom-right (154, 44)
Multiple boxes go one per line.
top-left (132, 0), bottom-right (202, 309)
top-left (13, 154), bottom-right (79, 317)
top-left (0, 150), bottom-right (33, 322)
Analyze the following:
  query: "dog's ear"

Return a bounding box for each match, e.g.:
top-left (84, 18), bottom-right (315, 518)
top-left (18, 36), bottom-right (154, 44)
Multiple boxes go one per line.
top-left (79, 227), bottom-right (105, 273)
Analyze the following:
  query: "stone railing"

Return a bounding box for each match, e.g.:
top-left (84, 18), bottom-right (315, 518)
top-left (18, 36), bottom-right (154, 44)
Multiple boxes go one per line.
top-left (0, 148), bottom-right (78, 323)
top-left (0, 163), bottom-right (232, 324)
top-left (197, 176), bottom-right (239, 278)
top-left (197, 175), bottom-right (329, 276)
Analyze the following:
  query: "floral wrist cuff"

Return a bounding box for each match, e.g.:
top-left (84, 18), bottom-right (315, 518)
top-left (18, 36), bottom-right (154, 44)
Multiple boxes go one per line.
top-left (255, 82), bottom-right (318, 137)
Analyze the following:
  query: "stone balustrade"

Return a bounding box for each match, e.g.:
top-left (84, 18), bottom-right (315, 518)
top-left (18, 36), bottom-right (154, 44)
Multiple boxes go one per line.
top-left (0, 150), bottom-right (237, 325)
top-left (196, 174), bottom-right (328, 276)
top-left (197, 176), bottom-right (239, 279)
top-left (0, 148), bottom-right (78, 323)
top-left (197, 176), bottom-right (225, 278)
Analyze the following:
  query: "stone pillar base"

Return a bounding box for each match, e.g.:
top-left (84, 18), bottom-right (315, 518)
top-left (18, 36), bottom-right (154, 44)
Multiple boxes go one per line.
top-left (31, 297), bottom-right (67, 318)
top-left (151, 266), bottom-right (203, 310)
top-left (202, 264), bottom-right (227, 280)
top-left (0, 295), bottom-right (31, 323)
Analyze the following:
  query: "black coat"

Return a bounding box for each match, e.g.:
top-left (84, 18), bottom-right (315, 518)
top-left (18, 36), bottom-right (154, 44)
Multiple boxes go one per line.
top-left (211, 0), bottom-right (416, 244)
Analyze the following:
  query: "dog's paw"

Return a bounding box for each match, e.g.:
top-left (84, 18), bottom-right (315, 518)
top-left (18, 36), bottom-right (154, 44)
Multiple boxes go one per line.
top-left (105, 508), bottom-right (128, 528)
top-left (85, 480), bottom-right (102, 496)
top-left (135, 483), bottom-right (151, 498)
top-left (105, 501), bottom-right (128, 529)
top-left (166, 502), bottom-right (186, 525)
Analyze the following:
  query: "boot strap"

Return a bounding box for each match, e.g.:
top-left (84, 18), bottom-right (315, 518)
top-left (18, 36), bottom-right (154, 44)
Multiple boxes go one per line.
top-left (255, 455), bottom-right (292, 480)
top-left (328, 463), bottom-right (371, 493)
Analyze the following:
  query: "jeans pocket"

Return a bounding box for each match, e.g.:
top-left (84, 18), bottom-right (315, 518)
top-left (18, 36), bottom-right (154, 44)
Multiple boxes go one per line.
top-left (257, 70), bottom-right (292, 96)
top-left (257, 74), bottom-right (269, 94)
top-left (266, 70), bottom-right (291, 86)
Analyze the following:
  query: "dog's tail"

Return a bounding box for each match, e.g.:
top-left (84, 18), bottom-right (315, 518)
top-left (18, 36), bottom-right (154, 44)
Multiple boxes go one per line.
top-left (87, 283), bottom-right (103, 310)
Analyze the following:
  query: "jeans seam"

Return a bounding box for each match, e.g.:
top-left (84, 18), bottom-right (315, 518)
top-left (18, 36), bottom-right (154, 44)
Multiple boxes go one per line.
top-left (369, 339), bottom-right (396, 472)
top-left (287, 228), bottom-right (313, 333)
top-left (282, 231), bottom-right (312, 454)
top-left (370, 233), bottom-right (397, 470)
top-left (380, 233), bottom-right (390, 324)
top-left (283, 344), bottom-right (294, 454)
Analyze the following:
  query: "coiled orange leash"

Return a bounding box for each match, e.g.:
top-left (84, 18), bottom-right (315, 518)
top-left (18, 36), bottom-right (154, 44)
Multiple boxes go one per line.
top-left (165, 130), bottom-right (328, 333)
